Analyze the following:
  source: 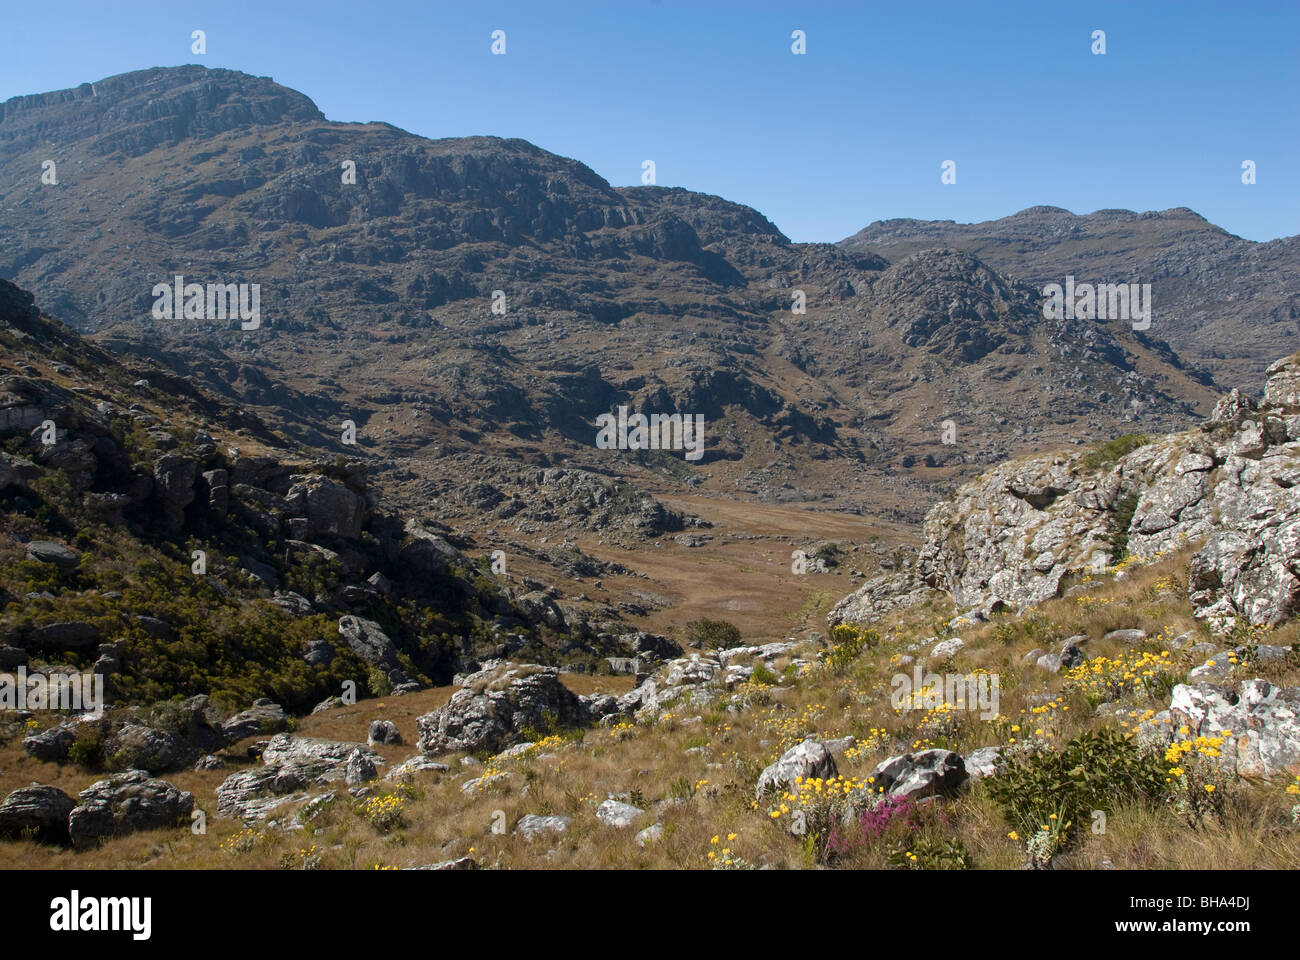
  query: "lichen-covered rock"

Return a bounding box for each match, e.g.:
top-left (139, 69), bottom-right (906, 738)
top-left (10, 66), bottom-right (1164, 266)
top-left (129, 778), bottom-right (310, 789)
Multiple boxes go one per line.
top-left (1146, 679), bottom-right (1300, 778)
top-left (870, 749), bottom-right (967, 800)
top-left (0, 783), bottom-right (76, 842)
top-left (755, 739), bottom-right (838, 799)
top-left (68, 770), bottom-right (193, 849)
top-left (836, 353), bottom-right (1300, 633)
top-left (416, 664), bottom-right (592, 756)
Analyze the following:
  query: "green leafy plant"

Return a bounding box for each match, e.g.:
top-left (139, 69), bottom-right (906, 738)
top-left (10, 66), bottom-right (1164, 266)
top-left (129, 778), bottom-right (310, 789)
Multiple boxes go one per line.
top-left (686, 619), bottom-right (741, 650)
top-left (986, 728), bottom-right (1166, 854)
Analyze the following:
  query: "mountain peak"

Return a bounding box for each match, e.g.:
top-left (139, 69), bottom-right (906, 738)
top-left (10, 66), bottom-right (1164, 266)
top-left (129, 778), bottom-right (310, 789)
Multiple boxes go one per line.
top-left (0, 65), bottom-right (324, 156)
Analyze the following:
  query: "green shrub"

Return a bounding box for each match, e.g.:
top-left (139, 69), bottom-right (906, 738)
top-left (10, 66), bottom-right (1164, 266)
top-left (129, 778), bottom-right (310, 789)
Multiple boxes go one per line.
top-left (985, 728), bottom-right (1166, 852)
top-left (686, 619), bottom-right (742, 650)
top-left (67, 727), bottom-right (104, 770)
top-left (889, 835), bottom-right (972, 870)
top-left (823, 624), bottom-right (877, 674)
top-left (751, 663), bottom-right (778, 686)
top-left (366, 667), bottom-right (393, 698)
top-left (1082, 434), bottom-right (1150, 472)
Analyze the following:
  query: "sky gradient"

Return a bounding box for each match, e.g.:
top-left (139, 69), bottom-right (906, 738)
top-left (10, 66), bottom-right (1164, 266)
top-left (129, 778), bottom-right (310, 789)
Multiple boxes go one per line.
top-left (3, 0), bottom-right (1296, 243)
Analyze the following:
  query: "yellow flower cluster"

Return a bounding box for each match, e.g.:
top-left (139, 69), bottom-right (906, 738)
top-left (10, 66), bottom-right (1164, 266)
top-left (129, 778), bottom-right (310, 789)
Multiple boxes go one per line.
top-left (759, 702), bottom-right (828, 758)
top-left (506, 735), bottom-right (567, 761)
top-left (1064, 649), bottom-right (1175, 703)
top-left (358, 793), bottom-right (406, 831)
top-left (220, 827), bottom-right (267, 855)
top-left (844, 727), bottom-right (888, 763)
top-left (706, 832), bottom-right (751, 869)
top-left (608, 721), bottom-right (636, 742)
top-left (1164, 730), bottom-right (1231, 776)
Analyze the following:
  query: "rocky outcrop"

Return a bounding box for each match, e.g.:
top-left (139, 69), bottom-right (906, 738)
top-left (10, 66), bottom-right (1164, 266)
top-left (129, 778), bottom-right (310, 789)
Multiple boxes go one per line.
top-left (68, 770), bottom-right (193, 850)
top-left (216, 735), bottom-right (382, 819)
top-left (834, 353), bottom-right (1300, 633)
top-left (416, 663), bottom-right (592, 756)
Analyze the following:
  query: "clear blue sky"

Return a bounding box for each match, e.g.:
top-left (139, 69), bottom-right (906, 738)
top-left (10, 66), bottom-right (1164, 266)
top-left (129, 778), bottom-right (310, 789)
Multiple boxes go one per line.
top-left (3, 0), bottom-right (1296, 242)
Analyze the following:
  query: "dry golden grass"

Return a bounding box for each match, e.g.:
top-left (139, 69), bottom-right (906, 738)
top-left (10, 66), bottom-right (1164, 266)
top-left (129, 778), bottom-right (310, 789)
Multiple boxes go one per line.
top-left (2, 545), bottom-right (1297, 870)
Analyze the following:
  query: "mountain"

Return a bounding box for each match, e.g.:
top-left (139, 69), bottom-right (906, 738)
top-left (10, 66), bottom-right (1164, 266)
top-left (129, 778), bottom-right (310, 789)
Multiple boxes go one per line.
top-left (841, 206), bottom-right (1300, 390)
top-left (0, 274), bottom-right (688, 711)
top-left (1, 67), bottom-right (1221, 527)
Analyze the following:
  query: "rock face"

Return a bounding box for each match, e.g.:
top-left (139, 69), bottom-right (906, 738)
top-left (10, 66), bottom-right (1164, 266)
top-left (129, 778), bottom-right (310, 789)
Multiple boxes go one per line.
top-left (287, 474), bottom-right (367, 539)
top-left (68, 770), bottom-right (194, 850)
top-left (755, 740), bottom-right (838, 799)
top-left (337, 616), bottom-right (412, 685)
top-left (0, 784), bottom-right (76, 842)
top-left (416, 663), bottom-right (592, 756)
top-left (832, 353), bottom-right (1300, 633)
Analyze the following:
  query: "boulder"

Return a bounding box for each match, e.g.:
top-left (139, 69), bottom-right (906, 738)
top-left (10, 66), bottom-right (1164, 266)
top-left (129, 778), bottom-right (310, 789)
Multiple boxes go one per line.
top-left (870, 749), bottom-right (967, 800)
top-left (222, 699), bottom-right (288, 741)
top-left (0, 783), bottom-right (76, 842)
top-left (25, 540), bottom-right (79, 570)
top-left (1157, 679), bottom-right (1300, 778)
top-left (22, 724), bottom-right (76, 763)
top-left (337, 616), bottom-right (407, 679)
top-left (963, 746), bottom-right (1004, 781)
top-left (595, 799), bottom-right (643, 828)
top-left (261, 733), bottom-right (379, 769)
top-left (929, 637), bottom-right (965, 660)
top-left (755, 739), bottom-right (838, 799)
top-left (68, 770), bottom-right (193, 849)
top-left (345, 748), bottom-right (378, 785)
top-left (416, 665), bottom-right (592, 756)
top-left (216, 764), bottom-right (322, 820)
top-left (367, 720), bottom-right (402, 746)
top-left (29, 621), bottom-right (101, 649)
top-left (513, 814), bottom-right (571, 839)
top-left (384, 755), bottom-right (449, 782)
top-left (108, 724), bottom-right (198, 773)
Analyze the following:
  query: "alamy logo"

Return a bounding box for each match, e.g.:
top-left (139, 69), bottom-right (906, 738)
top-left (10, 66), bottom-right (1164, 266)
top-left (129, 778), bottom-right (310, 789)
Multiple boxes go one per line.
top-left (0, 668), bottom-right (103, 713)
top-left (50, 890), bottom-right (151, 940)
top-left (1041, 276), bottom-right (1151, 330)
top-left (890, 666), bottom-right (999, 721)
top-left (151, 275), bottom-right (261, 329)
top-left (595, 406), bottom-right (705, 461)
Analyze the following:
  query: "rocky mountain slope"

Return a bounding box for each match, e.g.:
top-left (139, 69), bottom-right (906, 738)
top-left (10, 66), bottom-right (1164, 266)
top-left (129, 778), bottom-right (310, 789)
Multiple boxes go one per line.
top-left (0, 275), bottom-right (685, 715)
top-left (0, 67), bottom-right (1223, 523)
top-left (832, 350), bottom-right (1300, 636)
top-left (842, 206), bottom-right (1300, 390)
